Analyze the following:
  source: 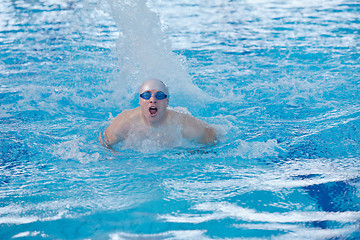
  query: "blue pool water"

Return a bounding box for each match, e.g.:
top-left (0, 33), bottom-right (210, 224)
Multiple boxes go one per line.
top-left (1, 0), bottom-right (360, 239)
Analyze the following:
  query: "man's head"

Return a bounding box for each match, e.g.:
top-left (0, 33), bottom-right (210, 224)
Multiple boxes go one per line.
top-left (140, 78), bottom-right (169, 96)
top-left (139, 78), bottom-right (170, 126)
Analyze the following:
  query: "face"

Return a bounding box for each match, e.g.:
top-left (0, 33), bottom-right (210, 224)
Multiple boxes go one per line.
top-left (139, 89), bottom-right (169, 126)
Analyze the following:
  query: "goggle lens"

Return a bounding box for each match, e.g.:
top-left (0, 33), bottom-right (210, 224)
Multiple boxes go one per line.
top-left (155, 91), bottom-right (167, 100)
top-left (140, 91), bottom-right (168, 100)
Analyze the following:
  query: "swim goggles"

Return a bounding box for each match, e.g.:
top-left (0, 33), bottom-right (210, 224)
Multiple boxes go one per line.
top-left (140, 91), bottom-right (169, 100)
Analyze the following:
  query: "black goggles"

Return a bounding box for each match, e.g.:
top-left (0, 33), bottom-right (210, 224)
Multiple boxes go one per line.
top-left (140, 91), bottom-right (168, 100)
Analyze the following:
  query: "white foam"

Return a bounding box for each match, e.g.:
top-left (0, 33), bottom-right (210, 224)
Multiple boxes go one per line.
top-left (234, 139), bottom-right (283, 159)
top-left (109, 230), bottom-right (209, 240)
top-left (160, 202), bottom-right (360, 224)
top-left (234, 223), bottom-right (301, 231)
top-left (0, 211), bottom-right (65, 225)
top-left (53, 135), bottom-right (101, 163)
top-left (235, 223), bottom-right (358, 240)
top-left (12, 231), bottom-right (48, 239)
top-left (0, 216), bottom-right (39, 225)
top-left (0, 196), bottom-right (133, 226)
top-left (272, 224), bottom-right (358, 240)
top-left (163, 157), bottom-right (360, 203)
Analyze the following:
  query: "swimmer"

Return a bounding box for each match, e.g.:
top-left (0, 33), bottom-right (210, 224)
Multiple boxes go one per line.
top-left (100, 78), bottom-right (218, 149)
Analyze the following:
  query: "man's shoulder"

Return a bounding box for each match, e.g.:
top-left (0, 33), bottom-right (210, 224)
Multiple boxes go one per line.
top-left (111, 107), bottom-right (141, 127)
top-left (167, 107), bottom-right (193, 119)
top-left (167, 108), bottom-right (203, 129)
top-left (117, 107), bottom-right (140, 118)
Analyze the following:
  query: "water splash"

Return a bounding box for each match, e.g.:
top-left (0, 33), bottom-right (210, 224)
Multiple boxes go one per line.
top-left (97, 0), bottom-right (203, 107)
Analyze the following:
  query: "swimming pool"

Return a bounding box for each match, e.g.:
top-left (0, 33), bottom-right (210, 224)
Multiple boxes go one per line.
top-left (1, 0), bottom-right (360, 239)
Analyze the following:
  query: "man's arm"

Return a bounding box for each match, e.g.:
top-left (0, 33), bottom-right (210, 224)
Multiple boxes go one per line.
top-left (181, 114), bottom-right (218, 145)
top-left (100, 110), bottom-right (130, 148)
top-left (199, 124), bottom-right (217, 145)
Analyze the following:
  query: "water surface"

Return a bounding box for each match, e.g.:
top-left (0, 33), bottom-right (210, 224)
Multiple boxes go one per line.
top-left (1, 0), bottom-right (360, 239)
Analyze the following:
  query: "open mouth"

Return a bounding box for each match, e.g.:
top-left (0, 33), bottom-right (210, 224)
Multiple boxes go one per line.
top-left (149, 106), bottom-right (158, 116)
